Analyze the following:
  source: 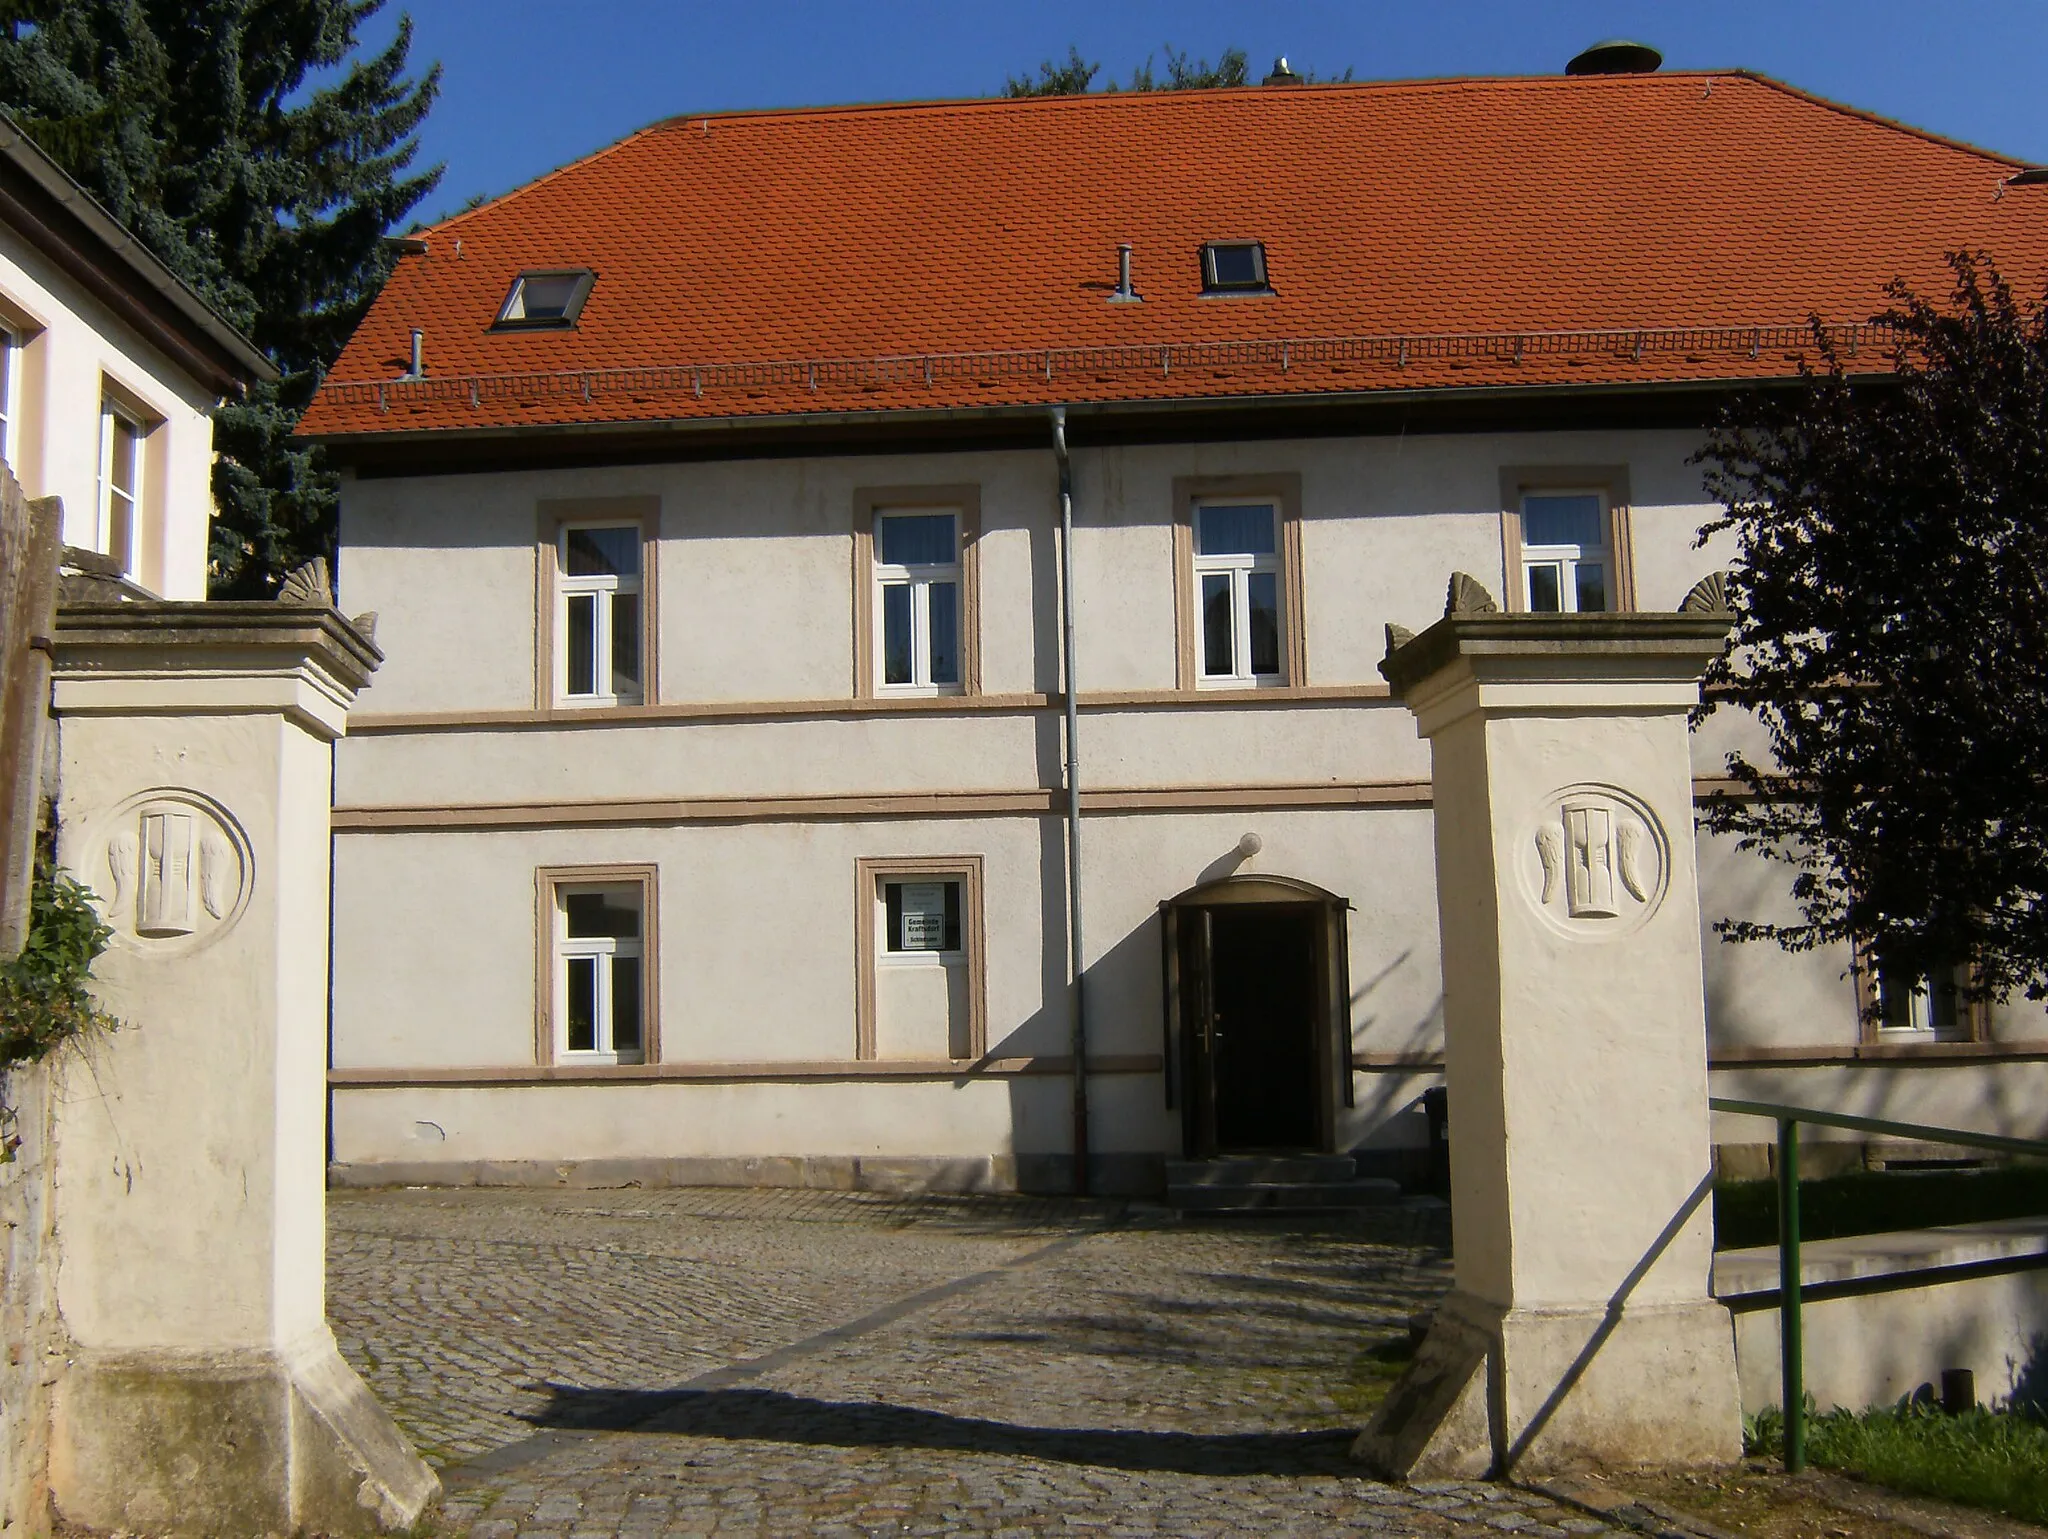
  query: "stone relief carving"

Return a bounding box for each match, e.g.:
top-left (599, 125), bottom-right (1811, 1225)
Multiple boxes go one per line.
top-left (1384, 621), bottom-right (1417, 658)
top-left (1679, 570), bottom-right (1733, 613)
top-left (1523, 784), bottom-right (1669, 938)
top-left (87, 790), bottom-right (252, 955)
top-left (1445, 571), bottom-right (1499, 616)
top-left (106, 829), bottom-right (137, 919)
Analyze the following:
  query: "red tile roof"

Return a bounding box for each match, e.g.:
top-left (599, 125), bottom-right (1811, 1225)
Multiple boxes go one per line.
top-left (298, 71), bottom-right (2048, 441)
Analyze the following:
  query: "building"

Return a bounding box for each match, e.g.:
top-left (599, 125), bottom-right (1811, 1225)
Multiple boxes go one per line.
top-left (299, 58), bottom-right (2048, 1193)
top-left (0, 115), bottom-right (273, 595)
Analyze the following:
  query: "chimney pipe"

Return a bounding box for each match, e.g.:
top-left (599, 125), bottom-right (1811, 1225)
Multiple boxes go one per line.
top-left (1110, 243), bottom-right (1139, 303)
top-left (409, 328), bottom-right (425, 379)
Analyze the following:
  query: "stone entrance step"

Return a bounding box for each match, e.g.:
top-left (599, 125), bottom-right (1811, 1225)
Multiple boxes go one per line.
top-left (1165, 1154), bottom-right (1402, 1213)
top-left (1165, 1154), bottom-right (1361, 1187)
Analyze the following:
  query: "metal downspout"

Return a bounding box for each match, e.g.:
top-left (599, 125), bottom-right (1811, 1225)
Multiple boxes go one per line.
top-left (1052, 407), bottom-right (1089, 1195)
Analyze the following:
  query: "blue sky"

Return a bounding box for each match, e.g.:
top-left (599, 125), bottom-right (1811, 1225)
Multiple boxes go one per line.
top-left (373, 1), bottom-right (2048, 225)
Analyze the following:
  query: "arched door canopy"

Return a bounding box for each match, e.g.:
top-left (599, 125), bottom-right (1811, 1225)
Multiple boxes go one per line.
top-left (1164, 872), bottom-right (1347, 909)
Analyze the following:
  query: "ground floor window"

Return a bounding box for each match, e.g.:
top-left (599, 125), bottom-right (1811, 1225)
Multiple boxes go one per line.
top-left (538, 866), bottom-right (657, 1064)
top-left (855, 856), bottom-right (984, 1061)
top-left (1858, 945), bottom-right (1983, 1045)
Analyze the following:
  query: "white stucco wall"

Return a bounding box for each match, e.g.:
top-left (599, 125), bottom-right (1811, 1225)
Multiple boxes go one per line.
top-left (329, 424), bottom-right (2048, 1180)
top-left (0, 223), bottom-right (221, 598)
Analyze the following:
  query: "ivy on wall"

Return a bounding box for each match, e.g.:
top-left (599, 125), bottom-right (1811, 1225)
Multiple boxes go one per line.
top-left (0, 858), bottom-right (118, 1070)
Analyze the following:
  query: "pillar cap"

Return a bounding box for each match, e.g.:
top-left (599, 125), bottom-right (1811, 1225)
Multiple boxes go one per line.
top-left (1380, 611), bottom-right (1732, 700)
top-left (54, 601), bottom-right (382, 688)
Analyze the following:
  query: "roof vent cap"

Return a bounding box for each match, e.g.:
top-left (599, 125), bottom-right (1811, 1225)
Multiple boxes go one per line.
top-left (1262, 56), bottom-right (1303, 86)
top-left (1565, 39), bottom-right (1663, 75)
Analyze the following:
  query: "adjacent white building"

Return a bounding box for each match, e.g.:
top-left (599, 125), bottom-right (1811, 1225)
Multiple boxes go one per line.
top-left (299, 60), bottom-right (2048, 1193)
top-left (0, 116), bottom-right (272, 595)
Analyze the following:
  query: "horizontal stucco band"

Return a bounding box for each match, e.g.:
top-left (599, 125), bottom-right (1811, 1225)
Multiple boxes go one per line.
top-left (324, 1046), bottom-right (2048, 1089)
top-left (328, 1053), bottom-right (1164, 1088)
top-left (346, 683), bottom-right (1398, 734)
top-left (1352, 1044), bottom-right (2048, 1071)
top-left (328, 778), bottom-right (1767, 832)
top-left (329, 781), bottom-right (1440, 830)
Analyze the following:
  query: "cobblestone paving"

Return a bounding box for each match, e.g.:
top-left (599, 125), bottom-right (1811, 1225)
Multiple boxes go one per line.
top-left (329, 1187), bottom-right (1618, 1536)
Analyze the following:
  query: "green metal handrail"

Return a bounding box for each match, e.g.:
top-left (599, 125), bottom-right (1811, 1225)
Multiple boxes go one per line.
top-left (1710, 1097), bottom-right (2048, 1473)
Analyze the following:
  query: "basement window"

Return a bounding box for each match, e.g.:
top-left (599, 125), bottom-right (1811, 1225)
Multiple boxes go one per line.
top-left (1201, 241), bottom-right (1269, 294)
top-left (494, 269), bottom-right (595, 329)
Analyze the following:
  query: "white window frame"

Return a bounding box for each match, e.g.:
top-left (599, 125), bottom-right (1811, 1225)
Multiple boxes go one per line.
top-left (553, 882), bottom-right (646, 1065)
top-left (1192, 498), bottom-right (1284, 686)
top-left (876, 875), bottom-right (967, 969)
top-left (556, 521), bottom-right (643, 707)
top-left (1518, 489), bottom-right (1612, 615)
top-left (97, 398), bottom-right (142, 573)
top-left (1873, 962), bottom-right (1970, 1042)
top-left (0, 327), bottom-right (19, 472)
top-left (871, 509), bottom-right (962, 696)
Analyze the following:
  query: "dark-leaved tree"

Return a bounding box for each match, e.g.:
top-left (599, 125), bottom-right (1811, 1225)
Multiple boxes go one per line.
top-left (0, 0), bottom-right (440, 594)
top-left (1005, 44), bottom-right (1348, 98)
top-left (1695, 253), bottom-right (2048, 1009)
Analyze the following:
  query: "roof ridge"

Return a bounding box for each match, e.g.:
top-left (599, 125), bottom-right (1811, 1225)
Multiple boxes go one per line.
top-left (634, 68), bottom-right (1765, 133)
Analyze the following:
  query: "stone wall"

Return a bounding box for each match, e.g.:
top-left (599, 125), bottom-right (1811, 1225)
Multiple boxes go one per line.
top-left (0, 1061), bottom-right (59, 1538)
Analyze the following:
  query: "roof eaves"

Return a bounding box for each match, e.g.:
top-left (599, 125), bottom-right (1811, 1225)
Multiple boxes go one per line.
top-left (0, 113), bottom-right (276, 388)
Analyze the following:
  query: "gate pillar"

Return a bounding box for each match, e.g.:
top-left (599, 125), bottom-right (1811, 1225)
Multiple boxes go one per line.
top-left (44, 593), bottom-right (437, 1534)
top-left (1355, 598), bottom-right (1741, 1477)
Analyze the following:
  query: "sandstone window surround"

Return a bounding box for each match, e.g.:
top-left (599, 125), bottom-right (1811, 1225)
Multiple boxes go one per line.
top-left (535, 864), bottom-right (660, 1066)
top-left (535, 495), bottom-right (658, 709)
top-left (851, 484), bottom-right (981, 699)
top-left (853, 854), bottom-right (986, 1062)
top-left (1498, 465), bottom-right (1637, 613)
top-left (0, 290), bottom-right (45, 490)
top-left (1171, 474), bottom-right (1306, 690)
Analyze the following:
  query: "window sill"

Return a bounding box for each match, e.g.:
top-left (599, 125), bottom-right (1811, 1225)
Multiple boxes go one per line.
top-left (554, 1050), bottom-right (646, 1067)
top-left (874, 685), bottom-right (966, 700)
top-left (1195, 675), bottom-right (1289, 691)
top-left (878, 951), bottom-right (966, 968)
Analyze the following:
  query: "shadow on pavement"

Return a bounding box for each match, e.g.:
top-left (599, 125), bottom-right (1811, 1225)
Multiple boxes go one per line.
top-left (521, 1384), bottom-right (1365, 1477)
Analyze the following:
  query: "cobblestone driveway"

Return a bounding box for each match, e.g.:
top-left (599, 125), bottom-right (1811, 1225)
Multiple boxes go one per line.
top-left (328, 1188), bottom-right (1616, 1536)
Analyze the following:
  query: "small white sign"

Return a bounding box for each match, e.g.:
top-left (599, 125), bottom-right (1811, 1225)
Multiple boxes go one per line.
top-left (899, 882), bottom-right (950, 951)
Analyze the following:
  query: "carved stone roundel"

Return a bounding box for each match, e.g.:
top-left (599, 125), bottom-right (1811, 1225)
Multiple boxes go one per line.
top-left (1521, 783), bottom-right (1669, 940)
top-left (84, 788), bottom-right (253, 957)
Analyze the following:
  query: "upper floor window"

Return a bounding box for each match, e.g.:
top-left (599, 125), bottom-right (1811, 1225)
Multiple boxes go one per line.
top-left (874, 510), bottom-right (961, 693)
top-left (1173, 475), bottom-right (1304, 690)
top-left (1518, 491), bottom-right (1610, 613)
top-left (97, 398), bottom-right (142, 573)
top-left (1194, 499), bottom-right (1282, 684)
top-left (558, 524), bottom-right (642, 705)
top-left (494, 269), bottom-right (595, 329)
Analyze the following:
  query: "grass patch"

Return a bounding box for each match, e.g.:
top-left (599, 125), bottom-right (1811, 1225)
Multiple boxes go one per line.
top-left (1714, 1162), bottom-right (2048, 1251)
top-left (1748, 1400), bottom-right (2048, 1526)
top-left (1329, 1332), bottom-right (1416, 1417)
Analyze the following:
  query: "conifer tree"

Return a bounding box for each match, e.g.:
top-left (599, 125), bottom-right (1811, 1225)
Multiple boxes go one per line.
top-left (0, 0), bottom-right (439, 593)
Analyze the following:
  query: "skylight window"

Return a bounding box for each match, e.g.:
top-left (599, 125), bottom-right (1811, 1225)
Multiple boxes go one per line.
top-left (494, 269), bottom-right (596, 329)
top-left (1201, 241), bottom-right (1269, 294)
